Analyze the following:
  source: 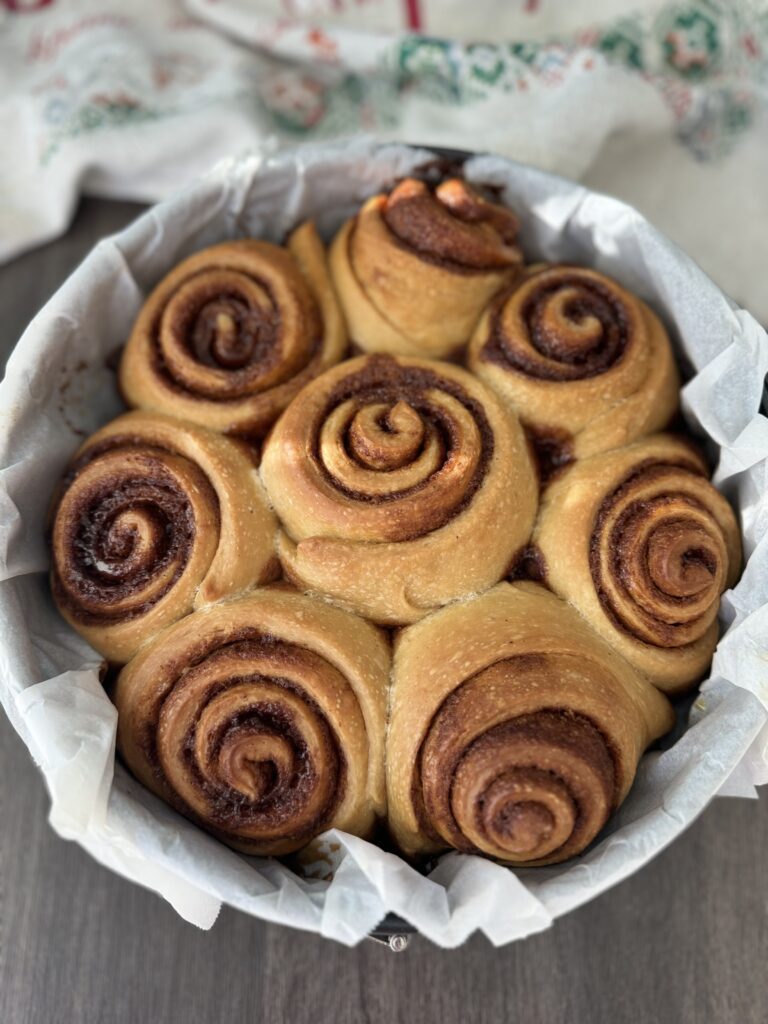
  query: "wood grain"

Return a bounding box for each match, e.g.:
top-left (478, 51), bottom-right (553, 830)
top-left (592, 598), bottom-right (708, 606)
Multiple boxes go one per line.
top-left (1, 198), bottom-right (767, 1024)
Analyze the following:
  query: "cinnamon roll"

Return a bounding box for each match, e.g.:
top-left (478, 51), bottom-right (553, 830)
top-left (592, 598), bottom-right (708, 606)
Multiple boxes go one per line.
top-left (330, 178), bottom-right (523, 358)
top-left (115, 587), bottom-right (390, 855)
top-left (119, 224), bottom-right (346, 437)
top-left (50, 411), bottom-right (278, 664)
top-left (534, 434), bottom-right (742, 693)
top-left (467, 265), bottom-right (680, 460)
top-left (387, 581), bottom-right (674, 865)
top-left (259, 353), bottom-right (538, 625)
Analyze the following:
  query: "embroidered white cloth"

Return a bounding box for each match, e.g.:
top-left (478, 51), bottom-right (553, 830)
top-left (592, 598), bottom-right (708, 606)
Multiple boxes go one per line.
top-left (1, 0), bottom-right (766, 318)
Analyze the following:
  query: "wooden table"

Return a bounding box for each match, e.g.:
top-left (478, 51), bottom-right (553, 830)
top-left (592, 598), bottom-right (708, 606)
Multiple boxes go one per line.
top-left (1, 200), bottom-right (767, 1024)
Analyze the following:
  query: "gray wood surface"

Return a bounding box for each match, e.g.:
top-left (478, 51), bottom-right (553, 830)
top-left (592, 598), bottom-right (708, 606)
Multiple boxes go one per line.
top-left (1, 199), bottom-right (767, 1024)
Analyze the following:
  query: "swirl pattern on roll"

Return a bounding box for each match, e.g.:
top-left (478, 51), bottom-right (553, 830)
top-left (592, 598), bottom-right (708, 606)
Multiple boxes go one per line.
top-left (534, 434), bottom-right (742, 692)
top-left (260, 354), bottom-right (538, 624)
top-left (329, 178), bottom-right (523, 358)
top-left (115, 588), bottom-right (389, 855)
top-left (387, 582), bottom-right (673, 865)
top-left (50, 411), bottom-right (278, 663)
top-left (468, 265), bottom-right (680, 459)
top-left (119, 224), bottom-right (346, 437)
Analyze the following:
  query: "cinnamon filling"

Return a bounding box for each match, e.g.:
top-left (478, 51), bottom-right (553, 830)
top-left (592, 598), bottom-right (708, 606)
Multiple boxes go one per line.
top-left (187, 294), bottom-right (275, 371)
top-left (51, 444), bottom-right (218, 624)
top-left (382, 178), bottom-right (521, 271)
top-left (524, 423), bottom-right (574, 487)
top-left (148, 265), bottom-right (322, 403)
top-left (139, 633), bottom-right (348, 850)
top-left (311, 355), bottom-right (494, 536)
top-left (415, 693), bottom-right (617, 863)
top-left (481, 270), bottom-right (633, 381)
top-left (507, 544), bottom-right (548, 584)
top-left (589, 460), bottom-right (727, 647)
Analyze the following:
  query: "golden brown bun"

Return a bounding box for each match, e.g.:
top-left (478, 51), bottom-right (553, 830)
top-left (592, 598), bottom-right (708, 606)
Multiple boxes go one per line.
top-left (50, 411), bottom-right (278, 664)
top-left (330, 178), bottom-right (523, 358)
top-left (115, 587), bottom-right (390, 856)
top-left (260, 353), bottom-right (538, 625)
top-left (467, 265), bottom-right (680, 458)
top-left (534, 434), bottom-right (742, 693)
top-left (387, 581), bottom-right (674, 865)
top-left (119, 223), bottom-right (346, 437)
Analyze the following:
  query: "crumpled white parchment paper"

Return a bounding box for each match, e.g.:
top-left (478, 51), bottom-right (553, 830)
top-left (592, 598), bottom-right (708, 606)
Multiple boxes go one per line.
top-left (1, 139), bottom-right (767, 948)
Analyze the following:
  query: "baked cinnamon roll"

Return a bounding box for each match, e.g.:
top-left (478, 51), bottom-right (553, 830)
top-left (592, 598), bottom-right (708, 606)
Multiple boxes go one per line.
top-left (119, 224), bottom-right (346, 437)
top-left (115, 587), bottom-right (390, 855)
top-left (387, 581), bottom-right (673, 865)
top-left (534, 434), bottom-right (741, 692)
top-left (467, 265), bottom-right (679, 460)
top-left (330, 178), bottom-right (523, 358)
top-left (260, 353), bottom-right (538, 625)
top-left (50, 412), bottom-right (278, 663)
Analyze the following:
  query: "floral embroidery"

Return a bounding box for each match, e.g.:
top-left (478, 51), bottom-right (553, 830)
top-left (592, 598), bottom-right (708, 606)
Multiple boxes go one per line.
top-left (381, 0), bottom-right (768, 161)
top-left (28, 1), bottom-right (768, 165)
